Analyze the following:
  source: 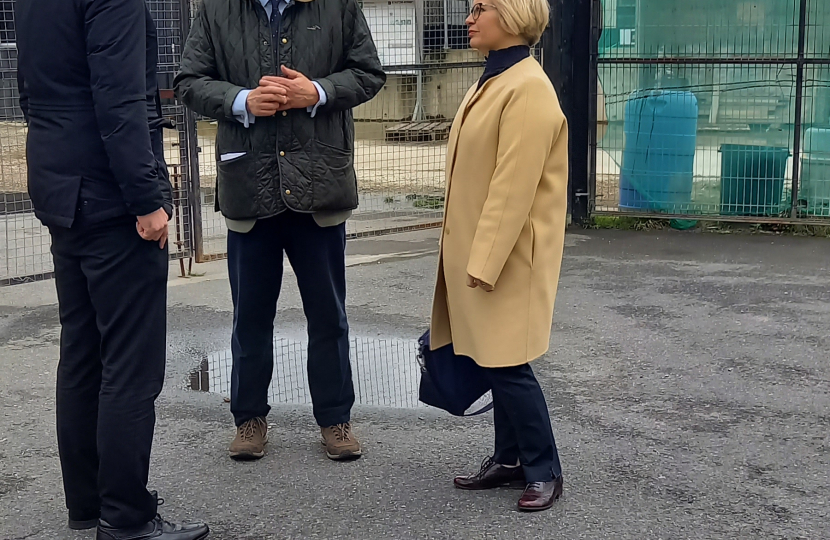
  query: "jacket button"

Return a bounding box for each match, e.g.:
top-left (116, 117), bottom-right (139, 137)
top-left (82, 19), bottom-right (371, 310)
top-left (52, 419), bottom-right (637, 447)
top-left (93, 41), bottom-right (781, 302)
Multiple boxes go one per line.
top-left (281, 38), bottom-right (288, 44)
top-left (279, 151), bottom-right (285, 157)
top-left (285, 189), bottom-right (291, 195)
top-left (282, 111), bottom-right (287, 117)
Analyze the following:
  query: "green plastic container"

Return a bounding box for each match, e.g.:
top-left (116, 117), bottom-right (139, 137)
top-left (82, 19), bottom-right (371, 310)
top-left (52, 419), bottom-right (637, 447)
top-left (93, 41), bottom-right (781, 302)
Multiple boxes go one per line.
top-left (720, 144), bottom-right (789, 216)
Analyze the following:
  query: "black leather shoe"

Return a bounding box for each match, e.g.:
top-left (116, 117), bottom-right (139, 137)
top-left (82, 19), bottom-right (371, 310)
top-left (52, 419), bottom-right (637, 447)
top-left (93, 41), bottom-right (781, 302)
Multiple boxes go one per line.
top-left (517, 476), bottom-right (564, 512)
top-left (96, 515), bottom-right (209, 540)
top-left (68, 517), bottom-right (99, 530)
top-left (454, 457), bottom-right (526, 490)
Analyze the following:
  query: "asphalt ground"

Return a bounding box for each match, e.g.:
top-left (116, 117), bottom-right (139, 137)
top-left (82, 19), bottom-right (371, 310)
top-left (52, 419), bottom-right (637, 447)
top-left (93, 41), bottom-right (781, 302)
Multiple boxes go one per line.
top-left (1, 228), bottom-right (828, 540)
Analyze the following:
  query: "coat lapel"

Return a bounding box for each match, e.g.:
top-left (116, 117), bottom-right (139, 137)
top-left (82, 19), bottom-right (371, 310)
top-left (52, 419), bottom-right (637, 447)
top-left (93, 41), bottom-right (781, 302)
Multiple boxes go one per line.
top-left (448, 57), bottom-right (536, 179)
top-left (446, 84), bottom-right (478, 191)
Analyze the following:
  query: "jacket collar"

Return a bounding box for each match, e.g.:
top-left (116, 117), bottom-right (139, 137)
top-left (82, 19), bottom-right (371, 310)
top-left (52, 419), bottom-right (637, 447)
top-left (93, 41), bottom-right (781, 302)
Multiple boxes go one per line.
top-left (252, 0), bottom-right (313, 5)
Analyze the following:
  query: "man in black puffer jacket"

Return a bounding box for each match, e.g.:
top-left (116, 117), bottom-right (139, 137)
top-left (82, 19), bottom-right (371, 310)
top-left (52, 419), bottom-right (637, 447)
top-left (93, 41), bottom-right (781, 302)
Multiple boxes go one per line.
top-left (17, 1), bottom-right (208, 538)
top-left (175, 0), bottom-right (385, 462)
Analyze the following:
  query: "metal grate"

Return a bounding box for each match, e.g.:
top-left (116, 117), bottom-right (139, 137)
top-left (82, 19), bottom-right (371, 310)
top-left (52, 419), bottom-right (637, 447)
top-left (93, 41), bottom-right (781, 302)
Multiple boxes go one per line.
top-left (591, 0), bottom-right (830, 223)
top-left (148, 0), bottom-right (194, 265)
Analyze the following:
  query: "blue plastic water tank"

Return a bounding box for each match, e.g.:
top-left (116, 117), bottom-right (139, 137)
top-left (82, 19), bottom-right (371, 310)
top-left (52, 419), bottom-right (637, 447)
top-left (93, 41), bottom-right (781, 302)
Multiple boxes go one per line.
top-left (619, 90), bottom-right (699, 211)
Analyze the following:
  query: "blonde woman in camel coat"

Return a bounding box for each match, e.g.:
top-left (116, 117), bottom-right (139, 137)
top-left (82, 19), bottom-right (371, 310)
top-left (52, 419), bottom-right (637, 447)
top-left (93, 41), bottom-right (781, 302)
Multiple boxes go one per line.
top-left (430, 0), bottom-right (568, 512)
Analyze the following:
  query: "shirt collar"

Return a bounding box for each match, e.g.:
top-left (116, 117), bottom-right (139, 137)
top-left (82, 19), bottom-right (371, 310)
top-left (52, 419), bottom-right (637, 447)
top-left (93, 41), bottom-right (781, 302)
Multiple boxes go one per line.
top-left (261, 0), bottom-right (292, 7)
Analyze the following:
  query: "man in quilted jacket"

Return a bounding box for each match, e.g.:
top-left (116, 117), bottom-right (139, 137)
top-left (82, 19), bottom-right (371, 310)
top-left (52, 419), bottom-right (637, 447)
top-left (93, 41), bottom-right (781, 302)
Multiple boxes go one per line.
top-left (175, 0), bottom-right (385, 462)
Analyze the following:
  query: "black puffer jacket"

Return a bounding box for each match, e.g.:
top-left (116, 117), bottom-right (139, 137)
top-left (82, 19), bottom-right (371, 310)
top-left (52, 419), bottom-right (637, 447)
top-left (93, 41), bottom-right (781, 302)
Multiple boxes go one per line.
top-left (175, 0), bottom-right (386, 220)
top-left (17, 0), bottom-right (172, 228)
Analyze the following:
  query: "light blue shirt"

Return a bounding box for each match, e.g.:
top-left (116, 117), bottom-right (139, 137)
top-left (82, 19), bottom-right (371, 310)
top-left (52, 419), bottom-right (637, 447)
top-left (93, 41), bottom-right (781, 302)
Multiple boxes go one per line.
top-left (231, 0), bottom-right (327, 127)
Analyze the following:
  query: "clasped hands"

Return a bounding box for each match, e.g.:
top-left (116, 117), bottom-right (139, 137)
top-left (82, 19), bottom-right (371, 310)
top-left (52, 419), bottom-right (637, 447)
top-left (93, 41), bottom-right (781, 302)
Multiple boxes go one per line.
top-left (246, 65), bottom-right (319, 116)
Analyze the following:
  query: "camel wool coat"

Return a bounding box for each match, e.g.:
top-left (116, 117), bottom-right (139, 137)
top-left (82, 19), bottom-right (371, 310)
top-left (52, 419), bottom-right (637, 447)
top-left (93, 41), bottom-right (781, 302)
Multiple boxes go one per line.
top-left (430, 56), bottom-right (569, 368)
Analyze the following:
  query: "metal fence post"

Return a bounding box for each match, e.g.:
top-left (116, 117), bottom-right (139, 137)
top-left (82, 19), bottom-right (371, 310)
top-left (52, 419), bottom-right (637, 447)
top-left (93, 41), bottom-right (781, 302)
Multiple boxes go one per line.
top-left (587, 0), bottom-right (601, 220)
top-left (178, 0), bottom-right (205, 263)
top-left (790, 0), bottom-right (808, 218)
top-left (542, 0), bottom-right (592, 225)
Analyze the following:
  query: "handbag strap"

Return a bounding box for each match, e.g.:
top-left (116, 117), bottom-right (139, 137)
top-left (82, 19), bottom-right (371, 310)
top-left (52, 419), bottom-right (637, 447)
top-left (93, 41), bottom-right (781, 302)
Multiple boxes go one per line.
top-left (465, 401), bottom-right (494, 416)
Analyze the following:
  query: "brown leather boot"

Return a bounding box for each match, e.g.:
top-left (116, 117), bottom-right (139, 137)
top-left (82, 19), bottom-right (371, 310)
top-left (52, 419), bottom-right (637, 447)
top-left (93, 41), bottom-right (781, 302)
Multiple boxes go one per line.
top-left (229, 417), bottom-right (268, 460)
top-left (320, 422), bottom-right (362, 461)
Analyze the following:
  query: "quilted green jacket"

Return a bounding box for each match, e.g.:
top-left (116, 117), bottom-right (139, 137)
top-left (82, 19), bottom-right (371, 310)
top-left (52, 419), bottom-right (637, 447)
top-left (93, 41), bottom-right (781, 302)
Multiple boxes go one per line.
top-left (174, 0), bottom-right (386, 219)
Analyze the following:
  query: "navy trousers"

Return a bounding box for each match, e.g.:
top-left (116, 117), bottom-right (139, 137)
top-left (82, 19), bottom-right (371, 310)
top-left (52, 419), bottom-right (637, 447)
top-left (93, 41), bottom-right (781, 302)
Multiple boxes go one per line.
top-left (228, 212), bottom-right (355, 428)
top-left (50, 216), bottom-right (168, 528)
top-left (487, 363), bottom-right (563, 483)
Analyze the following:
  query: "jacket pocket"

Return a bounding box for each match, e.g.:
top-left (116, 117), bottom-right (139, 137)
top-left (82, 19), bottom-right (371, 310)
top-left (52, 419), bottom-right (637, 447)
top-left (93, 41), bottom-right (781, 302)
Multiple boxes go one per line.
top-left (309, 140), bottom-right (358, 211)
top-left (314, 138), bottom-right (351, 155)
top-left (220, 152), bottom-right (247, 162)
top-left (529, 219), bottom-right (536, 268)
top-left (216, 121), bottom-right (252, 158)
top-left (311, 140), bottom-right (353, 174)
top-left (216, 153), bottom-right (259, 219)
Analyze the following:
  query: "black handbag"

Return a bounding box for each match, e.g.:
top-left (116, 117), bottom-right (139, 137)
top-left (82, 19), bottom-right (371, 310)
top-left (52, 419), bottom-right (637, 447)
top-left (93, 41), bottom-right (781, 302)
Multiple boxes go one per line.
top-left (417, 330), bottom-right (493, 416)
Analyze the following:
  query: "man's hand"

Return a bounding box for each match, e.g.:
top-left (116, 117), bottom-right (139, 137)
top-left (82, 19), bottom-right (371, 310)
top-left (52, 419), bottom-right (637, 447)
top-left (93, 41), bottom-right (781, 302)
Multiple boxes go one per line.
top-left (246, 85), bottom-right (289, 117)
top-left (466, 274), bottom-right (494, 292)
top-left (260, 66), bottom-right (320, 111)
top-left (137, 208), bottom-right (169, 249)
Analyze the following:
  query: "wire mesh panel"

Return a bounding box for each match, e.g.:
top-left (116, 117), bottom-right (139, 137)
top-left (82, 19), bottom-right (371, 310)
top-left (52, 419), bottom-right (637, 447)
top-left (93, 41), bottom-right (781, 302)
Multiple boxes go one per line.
top-left (798, 65), bottom-right (830, 216)
top-left (592, 0), bottom-right (830, 222)
top-left (599, 0), bottom-right (801, 60)
top-left (0, 2), bottom-right (52, 284)
top-left (805, 0), bottom-right (830, 60)
top-left (188, 0), bottom-right (503, 260)
top-left (0, 1), bottom-right (193, 286)
top-left (596, 62), bottom-right (799, 216)
top-left (149, 0), bottom-right (193, 262)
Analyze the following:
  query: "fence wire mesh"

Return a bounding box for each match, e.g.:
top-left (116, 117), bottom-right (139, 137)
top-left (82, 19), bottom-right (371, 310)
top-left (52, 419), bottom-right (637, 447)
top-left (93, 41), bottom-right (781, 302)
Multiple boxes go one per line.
top-left (593, 0), bottom-right (830, 222)
top-left (0, 1), bottom-right (193, 285)
top-left (0, 0), bottom-right (51, 285)
top-left (149, 0), bottom-right (194, 264)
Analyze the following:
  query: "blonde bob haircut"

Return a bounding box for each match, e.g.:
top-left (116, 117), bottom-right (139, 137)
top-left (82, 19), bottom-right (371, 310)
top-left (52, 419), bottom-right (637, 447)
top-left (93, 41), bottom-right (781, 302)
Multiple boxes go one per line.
top-left (492, 0), bottom-right (551, 46)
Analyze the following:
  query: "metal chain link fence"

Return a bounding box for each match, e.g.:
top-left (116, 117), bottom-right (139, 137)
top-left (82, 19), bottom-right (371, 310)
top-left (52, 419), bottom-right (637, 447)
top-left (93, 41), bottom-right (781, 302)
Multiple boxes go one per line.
top-left (592, 0), bottom-right (830, 223)
top-left (2, 0), bottom-right (527, 284)
top-left (0, 0), bottom-right (507, 280)
top-left (0, 1), bottom-right (195, 284)
top-left (5, 1), bottom-right (829, 284)
top-left (151, 0), bottom-right (195, 276)
top-left (0, 1), bottom-right (51, 284)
